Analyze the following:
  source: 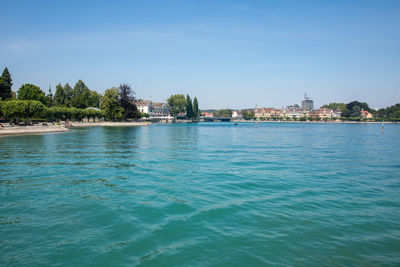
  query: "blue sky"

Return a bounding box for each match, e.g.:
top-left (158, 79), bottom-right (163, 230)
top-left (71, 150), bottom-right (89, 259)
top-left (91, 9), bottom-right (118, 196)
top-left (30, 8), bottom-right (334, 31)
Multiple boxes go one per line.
top-left (1, 0), bottom-right (399, 109)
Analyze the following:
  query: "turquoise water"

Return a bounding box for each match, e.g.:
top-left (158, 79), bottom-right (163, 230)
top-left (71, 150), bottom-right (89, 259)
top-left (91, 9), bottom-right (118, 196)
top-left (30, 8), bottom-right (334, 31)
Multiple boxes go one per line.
top-left (1, 122), bottom-right (400, 266)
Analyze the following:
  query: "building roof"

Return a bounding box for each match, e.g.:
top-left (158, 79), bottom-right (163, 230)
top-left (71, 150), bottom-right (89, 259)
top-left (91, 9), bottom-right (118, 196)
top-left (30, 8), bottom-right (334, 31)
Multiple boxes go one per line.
top-left (137, 100), bottom-right (151, 106)
top-left (152, 102), bottom-right (166, 107)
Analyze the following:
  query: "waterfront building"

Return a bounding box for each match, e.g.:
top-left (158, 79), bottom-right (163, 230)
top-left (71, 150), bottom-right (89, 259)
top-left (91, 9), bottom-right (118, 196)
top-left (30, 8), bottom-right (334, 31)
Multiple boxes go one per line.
top-left (137, 100), bottom-right (170, 118)
top-left (255, 107), bottom-right (286, 120)
top-left (282, 104), bottom-right (308, 119)
top-left (201, 112), bottom-right (214, 118)
top-left (301, 94), bottom-right (314, 110)
top-left (232, 110), bottom-right (243, 119)
top-left (361, 109), bottom-right (374, 119)
top-left (331, 109), bottom-right (342, 118)
top-left (309, 108), bottom-right (342, 119)
top-left (137, 100), bottom-right (151, 114)
top-left (271, 109), bottom-right (283, 119)
top-left (255, 107), bottom-right (274, 119)
top-left (317, 108), bottom-right (331, 119)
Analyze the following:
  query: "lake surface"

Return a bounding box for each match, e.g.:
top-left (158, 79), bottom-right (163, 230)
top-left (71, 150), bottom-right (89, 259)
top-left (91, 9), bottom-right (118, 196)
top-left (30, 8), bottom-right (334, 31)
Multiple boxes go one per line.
top-left (1, 122), bottom-right (400, 266)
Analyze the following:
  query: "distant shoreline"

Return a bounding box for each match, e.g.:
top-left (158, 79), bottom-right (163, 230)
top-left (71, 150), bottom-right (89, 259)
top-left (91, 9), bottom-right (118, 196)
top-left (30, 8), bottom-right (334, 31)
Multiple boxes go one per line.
top-left (231, 120), bottom-right (397, 124)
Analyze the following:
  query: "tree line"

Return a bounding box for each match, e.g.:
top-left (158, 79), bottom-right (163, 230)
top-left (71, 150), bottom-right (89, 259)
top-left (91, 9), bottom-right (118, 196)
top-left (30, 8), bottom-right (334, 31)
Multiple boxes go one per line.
top-left (167, 94), bottom-right (200, 119)
top-left (0, 67), bottom-right (141, 124)
top-left (322, 101), bottom-right (400, 121)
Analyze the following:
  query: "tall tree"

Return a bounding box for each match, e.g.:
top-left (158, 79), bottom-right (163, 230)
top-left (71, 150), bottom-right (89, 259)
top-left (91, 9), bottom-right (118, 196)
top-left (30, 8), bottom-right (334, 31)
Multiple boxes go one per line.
top-left (0, 67), bottom-right (13, 100)
top-left (17, 84), bottom-right (46, 104)
top-left (101, 87), bottom-right (124, 121)
top-left (193, 97), bottom-right (199, 118)
top-left (350, 105), bottom-right (361, 118)
top-left (186, 95), bottom-right (193, 119)
top-left (54, 83), bottom-right (66, 106)
top-left (63, 83), bottom-right (73, 106)
top-left (88, 90), bottom-right (102, 108)
top-left (118, 83), bottom-right (139, 119)
top-left (242, 110), bottom-right (255, 120)
top-left (167, 94), bottom-right (186, 117)
top-left (71, 80), bottom-right (90, 108)
top-left (346, 101), bottom-right (371, 112)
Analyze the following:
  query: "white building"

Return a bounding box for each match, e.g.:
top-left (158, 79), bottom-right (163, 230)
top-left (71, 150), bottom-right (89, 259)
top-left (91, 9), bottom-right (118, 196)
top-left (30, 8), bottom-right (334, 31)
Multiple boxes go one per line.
top-left (137, 100), bottom-right (171, 118)
top-left (232, 110), bottom-right (243, 119)
top-left (137, 100), bottom-right (151, 114)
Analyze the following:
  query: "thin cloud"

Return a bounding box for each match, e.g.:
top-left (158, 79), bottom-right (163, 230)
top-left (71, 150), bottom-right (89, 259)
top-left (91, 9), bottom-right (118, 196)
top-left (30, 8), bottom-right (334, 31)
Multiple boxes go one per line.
top-left (0, 40), bottom-right (36, 52)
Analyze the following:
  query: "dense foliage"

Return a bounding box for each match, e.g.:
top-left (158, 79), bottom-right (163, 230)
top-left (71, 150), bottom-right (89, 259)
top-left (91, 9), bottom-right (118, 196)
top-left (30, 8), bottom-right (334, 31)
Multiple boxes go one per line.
top-left (54, 83), bottom-right (73, 106)
top-left (167, 94), bottom-right (186, 117)
top-left (101, 88), bottom-right (124, 121)
top-left (242, 110), bottom-right (255, 120)
top-left (167, 94), bottom-right (200, 119)
top-left (321, 102), bottom-right (347, 111)
top-left (0, 67), bottom-right (146, 123)
top-left (118, 84), bottom-right (140, 119)
top-left (186, 95), bottom-right (193, 118)
top-left (71, 80), bottom-right (91, 108)
top-left (1, 100), bottom-right (103, 124)
top-left (322, 101), bottom-right (378, 121)
top-left (17, 84), bottom-right (47, 104)
top-left (377, 104), bottom-right (400, 121)
top-left (193, 97), bottom-right (200, 118)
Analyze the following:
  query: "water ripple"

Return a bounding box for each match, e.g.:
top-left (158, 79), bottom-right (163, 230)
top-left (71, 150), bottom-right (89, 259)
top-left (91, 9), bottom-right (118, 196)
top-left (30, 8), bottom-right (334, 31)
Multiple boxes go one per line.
top-left (1, 123), bottom-right (400, 265)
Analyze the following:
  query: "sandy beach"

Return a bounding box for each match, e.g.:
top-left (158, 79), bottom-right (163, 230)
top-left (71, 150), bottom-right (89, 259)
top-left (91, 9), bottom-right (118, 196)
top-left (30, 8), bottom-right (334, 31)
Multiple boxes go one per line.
top-left (0, 121), bottom-right (152, 136)
top-left (70, 121), bottom-right (152, 127)
top-left (0, 124), bottom-right (70, 135)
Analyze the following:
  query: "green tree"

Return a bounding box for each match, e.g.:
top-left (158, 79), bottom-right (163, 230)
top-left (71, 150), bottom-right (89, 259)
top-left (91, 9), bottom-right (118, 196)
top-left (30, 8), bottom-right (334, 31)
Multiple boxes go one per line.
top-left (88, 90), bottom-right (102, 108)
top-left (63, 83), bottom-right (73, 106)
top-left (242, 110), bottom-right (255, 120)
top-left (347, 101), bottom-right (371, 113)
top-left (54, 83), bottom-right (67, 106)
top-left (350, 105), bottom-right (361, 118)
top-left (341, 109), bottom-right (351, 118)
top-left (118, 83), bottom-right (139, 119)
top-left (376, 103), bottom-right (400, 121)
top-left (186, 95), bottom-right (193, 118)
top-left (1, 100), bottom-right (45, 123)
top-left (17, 84), bottom-right (46, 104)
top-left (321, 102), bottom-right (347, 111)
top-left (101, 88), bottom-right (124, 121)
top-left (193, 97), bottom-right (199, 118)
top-left (167, 94), bottom-right (186, 117)
top-left (0, 67), bottom-right (13, 100)
top-left (71, 80), bottom-right (90, 108)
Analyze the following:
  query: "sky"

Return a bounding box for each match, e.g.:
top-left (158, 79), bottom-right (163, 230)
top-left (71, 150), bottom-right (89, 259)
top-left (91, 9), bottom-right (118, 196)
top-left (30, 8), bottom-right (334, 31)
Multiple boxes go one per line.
top-left (1, 0), bottom-right (399, 109)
